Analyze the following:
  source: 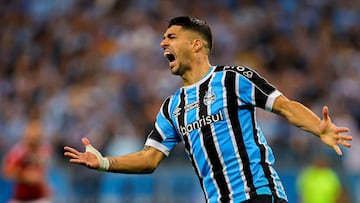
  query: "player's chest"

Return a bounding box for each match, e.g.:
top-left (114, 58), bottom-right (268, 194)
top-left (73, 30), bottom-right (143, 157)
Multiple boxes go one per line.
top-left (172, 87), bottom-right (229, 123)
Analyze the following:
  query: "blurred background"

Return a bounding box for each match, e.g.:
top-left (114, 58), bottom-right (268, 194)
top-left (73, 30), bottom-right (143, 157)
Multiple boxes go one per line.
top-left (0, 0), bottom-right (359, 202)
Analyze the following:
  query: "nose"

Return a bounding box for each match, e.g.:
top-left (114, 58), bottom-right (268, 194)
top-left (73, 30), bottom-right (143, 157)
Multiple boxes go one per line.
top-left (160, 38), bottom-right (168, 48)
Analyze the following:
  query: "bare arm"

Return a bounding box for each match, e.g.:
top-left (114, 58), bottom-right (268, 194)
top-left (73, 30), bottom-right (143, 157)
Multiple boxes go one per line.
top-left (64, 137), bottom-right (165, 174)
top-left (272, 95), bottom-right (352, 155)
top-left (106, 145), bottom-right (165, 174)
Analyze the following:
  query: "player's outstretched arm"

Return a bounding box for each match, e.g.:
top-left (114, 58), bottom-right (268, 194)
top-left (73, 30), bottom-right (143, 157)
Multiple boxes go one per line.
top-left (272, 95), bottom-right (352, 156)
top-left (64, 137), bottom-right (165, 173)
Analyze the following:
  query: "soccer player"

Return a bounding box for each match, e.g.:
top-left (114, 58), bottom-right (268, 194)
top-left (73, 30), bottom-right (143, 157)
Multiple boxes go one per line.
top-left (3, 119), bottom-right (52, 203)
top-left (64, 16), bottom-right (352, 203)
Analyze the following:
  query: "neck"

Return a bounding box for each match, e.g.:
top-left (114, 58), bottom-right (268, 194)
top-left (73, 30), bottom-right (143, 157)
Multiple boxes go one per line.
top-left (181, 57), bottom-right (212, 86)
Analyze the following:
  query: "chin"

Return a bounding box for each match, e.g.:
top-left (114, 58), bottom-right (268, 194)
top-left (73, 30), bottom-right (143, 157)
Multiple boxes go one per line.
top-left (170, 70), bottom-right (181, 76)
top-left (169, 66), bottom-right (179, 75)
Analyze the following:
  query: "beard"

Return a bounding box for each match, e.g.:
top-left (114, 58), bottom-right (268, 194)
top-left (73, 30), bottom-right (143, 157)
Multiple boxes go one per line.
top-left (170, 62), bottom-right (191, 77)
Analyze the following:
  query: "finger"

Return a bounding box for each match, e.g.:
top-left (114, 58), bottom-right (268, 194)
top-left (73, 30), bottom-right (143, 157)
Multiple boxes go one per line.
top-left (82, 137), bottom-right (90, 146)
top-left (335, 127), bottom-right (349, 133)
top-left (69, 159), bottom-right (86, 164)
top-left (64, 151), bottom-right (79, 159)
top-left (69, 158), bottom-right (95, 169)
top-left (338, 140), bottom-right (352, 148)
top-left (333, 145), bottom-right (342, 156)
top-left (322, 106), bottom-right (329, 121)
top-left (64, 146), bottom-right (80, 154)
top-left (339, 134), bottom-right (352, 140)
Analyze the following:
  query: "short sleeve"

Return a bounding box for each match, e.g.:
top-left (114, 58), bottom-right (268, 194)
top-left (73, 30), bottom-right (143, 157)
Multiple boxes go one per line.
top-left (236, 66), bottom-right (282, 111)
top-left (144, 97), bottom-right (181, 156)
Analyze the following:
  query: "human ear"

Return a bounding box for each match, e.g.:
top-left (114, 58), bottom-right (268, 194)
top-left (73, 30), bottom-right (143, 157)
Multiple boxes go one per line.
top-left (192, 39), bottom-right (203, 52)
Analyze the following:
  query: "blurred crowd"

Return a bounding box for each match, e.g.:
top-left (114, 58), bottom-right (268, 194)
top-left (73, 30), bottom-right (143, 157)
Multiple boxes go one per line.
top-left (0, 0), bottom-right (359, 202)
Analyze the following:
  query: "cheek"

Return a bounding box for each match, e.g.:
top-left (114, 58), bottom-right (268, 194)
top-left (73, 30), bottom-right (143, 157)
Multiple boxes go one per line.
top-left (177, 46), bottom-right (192, 60)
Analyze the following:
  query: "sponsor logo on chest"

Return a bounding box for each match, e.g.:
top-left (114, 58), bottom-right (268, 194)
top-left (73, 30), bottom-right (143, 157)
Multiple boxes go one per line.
top-left (173, 90), bottom-right (224, 135)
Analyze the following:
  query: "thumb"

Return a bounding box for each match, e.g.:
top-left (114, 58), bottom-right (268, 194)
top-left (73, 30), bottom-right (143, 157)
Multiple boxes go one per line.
top-left (82, 137), bottom-right (90, 146)
top-left (322, 106), bottom-right (329, 121)
top-left (81, 137), bottom-right (108, 171)
top-left (82, 137), bottom-right (101, 157)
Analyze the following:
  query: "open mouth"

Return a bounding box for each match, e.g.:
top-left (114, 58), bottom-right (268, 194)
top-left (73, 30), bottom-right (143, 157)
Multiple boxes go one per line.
top-left (164, 50), bottom-right (176, 68)
top-left (164, 52), bottom-right (175, 62)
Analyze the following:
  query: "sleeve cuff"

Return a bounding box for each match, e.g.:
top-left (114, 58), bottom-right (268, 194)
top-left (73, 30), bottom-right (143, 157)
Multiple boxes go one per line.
top-left (145, 139), bottom-right (170, 157)
top-left (265, 90), bottom-right (282, 111)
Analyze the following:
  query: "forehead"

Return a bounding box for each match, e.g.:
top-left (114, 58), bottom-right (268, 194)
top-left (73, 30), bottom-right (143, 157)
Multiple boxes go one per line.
top-left (163, 25), bottom-right (184, 36)
top-left (164, 25), bottom-right (201, 40)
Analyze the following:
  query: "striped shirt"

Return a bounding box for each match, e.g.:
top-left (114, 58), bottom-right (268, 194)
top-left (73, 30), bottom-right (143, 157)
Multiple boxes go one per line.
top-left (145, 65), bottom-right (287, 202)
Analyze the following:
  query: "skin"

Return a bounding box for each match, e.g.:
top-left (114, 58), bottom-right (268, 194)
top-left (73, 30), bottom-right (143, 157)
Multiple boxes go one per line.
top-left (161, 25), bottom-right (212, 86)
top-left (64, 24), bottom-right (352, 174)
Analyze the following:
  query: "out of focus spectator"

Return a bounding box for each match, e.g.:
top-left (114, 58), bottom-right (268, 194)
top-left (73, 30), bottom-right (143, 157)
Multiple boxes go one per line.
top-left (2, 118), bottom-right (52, 203)
top-left (296, 155), bottom-right (347, 203)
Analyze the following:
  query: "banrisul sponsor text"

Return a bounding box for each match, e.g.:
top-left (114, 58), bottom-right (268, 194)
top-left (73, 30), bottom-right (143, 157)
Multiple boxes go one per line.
top-left (180, 110), bottom-right (224, 135)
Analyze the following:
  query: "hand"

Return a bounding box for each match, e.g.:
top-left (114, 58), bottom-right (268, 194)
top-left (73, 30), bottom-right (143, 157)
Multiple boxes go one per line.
top-left (64, 137), bottom-right (100, 169)
top-left (319, 106), bottom-right (352, 156)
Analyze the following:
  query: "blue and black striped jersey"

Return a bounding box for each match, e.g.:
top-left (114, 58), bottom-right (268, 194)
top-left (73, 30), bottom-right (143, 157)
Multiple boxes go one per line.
top-left (145, 65), bottom-right (287, 203)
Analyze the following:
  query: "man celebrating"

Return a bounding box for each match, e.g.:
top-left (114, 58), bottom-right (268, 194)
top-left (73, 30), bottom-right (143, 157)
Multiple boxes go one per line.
top-left (64, 16), bottom-right (352, 203)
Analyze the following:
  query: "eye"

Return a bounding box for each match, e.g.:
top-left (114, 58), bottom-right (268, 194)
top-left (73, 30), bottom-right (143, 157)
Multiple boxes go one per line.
top-left (167, 34), bottom-right (176, 40)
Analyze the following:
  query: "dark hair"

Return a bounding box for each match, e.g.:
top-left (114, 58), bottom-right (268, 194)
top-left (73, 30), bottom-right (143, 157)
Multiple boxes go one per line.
top-left (168, 16), bottom-right (213, 52)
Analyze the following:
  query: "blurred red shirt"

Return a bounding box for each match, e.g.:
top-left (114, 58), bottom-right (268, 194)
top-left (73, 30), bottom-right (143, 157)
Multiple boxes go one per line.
top-left (3, 141), bottom-right (51, 201)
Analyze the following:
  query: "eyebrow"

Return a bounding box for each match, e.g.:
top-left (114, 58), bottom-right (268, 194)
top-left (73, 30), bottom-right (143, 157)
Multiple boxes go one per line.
top-left (163, 33), bottom-right (176, 39)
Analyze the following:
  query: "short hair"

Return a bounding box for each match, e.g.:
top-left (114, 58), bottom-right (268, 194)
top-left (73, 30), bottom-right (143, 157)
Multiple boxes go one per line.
top-left (168, 16), bottom-right (213, 52)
